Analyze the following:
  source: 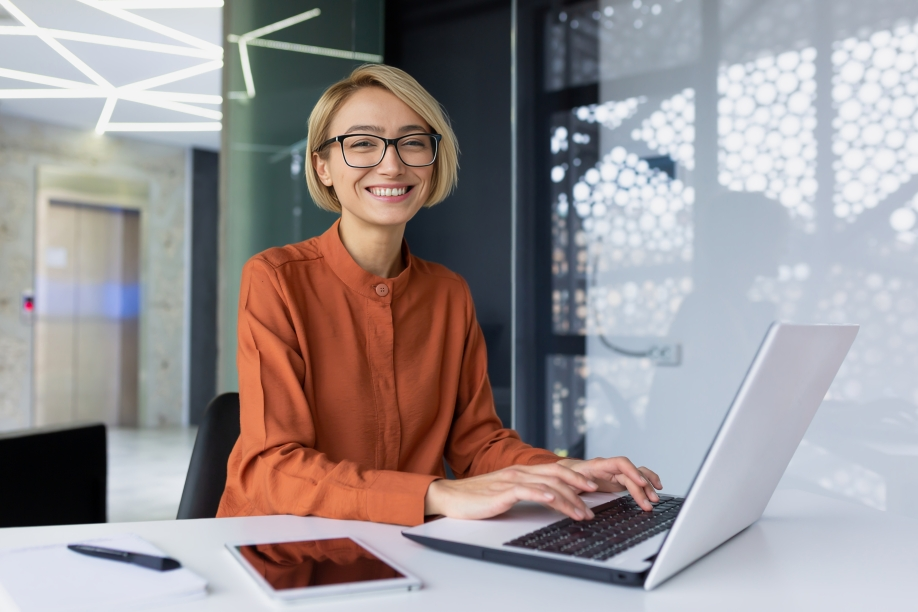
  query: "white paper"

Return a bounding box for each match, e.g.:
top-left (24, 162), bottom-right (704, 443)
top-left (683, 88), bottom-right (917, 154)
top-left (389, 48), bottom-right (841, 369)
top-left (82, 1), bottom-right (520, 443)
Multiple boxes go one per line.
top-left (0, 534), bottom-right (207, 612)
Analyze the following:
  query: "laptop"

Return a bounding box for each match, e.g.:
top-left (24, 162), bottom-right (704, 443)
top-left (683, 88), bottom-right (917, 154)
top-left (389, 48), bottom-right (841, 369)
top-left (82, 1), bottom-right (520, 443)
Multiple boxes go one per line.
top-left (403, 323), bottom-right (858, 589)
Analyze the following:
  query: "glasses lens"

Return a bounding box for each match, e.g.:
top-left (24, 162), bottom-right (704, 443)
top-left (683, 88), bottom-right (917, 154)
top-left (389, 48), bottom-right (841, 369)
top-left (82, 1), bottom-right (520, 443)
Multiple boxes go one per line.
top-left (341, 135), bottom-right (386, 167)
top-left (397, 134), bottom-right (437, 167)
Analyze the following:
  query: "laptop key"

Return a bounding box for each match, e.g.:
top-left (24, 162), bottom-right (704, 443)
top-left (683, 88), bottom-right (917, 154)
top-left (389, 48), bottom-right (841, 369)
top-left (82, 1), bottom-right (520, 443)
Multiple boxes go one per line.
top-left (504, 496), bottom-right (685, 560)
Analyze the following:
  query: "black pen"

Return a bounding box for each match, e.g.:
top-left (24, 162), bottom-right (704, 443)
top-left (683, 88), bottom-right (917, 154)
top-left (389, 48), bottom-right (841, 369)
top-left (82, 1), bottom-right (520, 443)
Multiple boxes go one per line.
top-left (67, 544), bottom-right (182, 571)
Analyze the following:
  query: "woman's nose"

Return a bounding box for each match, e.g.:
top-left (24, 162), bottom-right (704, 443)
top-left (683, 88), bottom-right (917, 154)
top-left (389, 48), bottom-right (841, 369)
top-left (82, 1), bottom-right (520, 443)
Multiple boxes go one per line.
top-left (376, 143), bottom-right (405, 174)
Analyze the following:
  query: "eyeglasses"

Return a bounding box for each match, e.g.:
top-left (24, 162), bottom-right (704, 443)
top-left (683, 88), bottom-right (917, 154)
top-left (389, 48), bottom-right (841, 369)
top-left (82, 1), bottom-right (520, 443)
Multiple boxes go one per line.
top-left (316, 133), bottom-right (442, 168)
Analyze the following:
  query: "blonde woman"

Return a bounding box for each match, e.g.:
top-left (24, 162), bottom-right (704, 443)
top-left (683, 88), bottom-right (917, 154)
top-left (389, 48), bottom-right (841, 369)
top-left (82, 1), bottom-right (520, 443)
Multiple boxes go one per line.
top-left (217, 64), bottom-right (662, 526)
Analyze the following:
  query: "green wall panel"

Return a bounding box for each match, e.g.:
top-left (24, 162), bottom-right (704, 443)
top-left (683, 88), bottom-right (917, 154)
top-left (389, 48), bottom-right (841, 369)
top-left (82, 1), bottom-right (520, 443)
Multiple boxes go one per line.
top-left (219, 0), bottom-right (384, 391)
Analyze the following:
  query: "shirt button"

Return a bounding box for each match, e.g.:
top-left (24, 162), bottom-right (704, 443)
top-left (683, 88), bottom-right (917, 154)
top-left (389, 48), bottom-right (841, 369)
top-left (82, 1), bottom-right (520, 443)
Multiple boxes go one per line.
top-left (375, 284), bottom-right (389, 297)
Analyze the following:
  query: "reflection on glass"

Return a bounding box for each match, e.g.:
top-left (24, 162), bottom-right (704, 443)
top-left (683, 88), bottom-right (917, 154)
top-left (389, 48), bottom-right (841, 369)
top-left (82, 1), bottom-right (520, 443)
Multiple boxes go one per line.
top-left (544, 0), bottom-right (918, 514)
top-left (546, 355), bottom-right (588, 456)
top-left (718, 49), bottom-right (818, 231)
top-left (220, 0), bottom-right (384, 390)
top-left (832, 25), bottom-right (918, 223)
top-left (237, 538), bottom-right (403, 591)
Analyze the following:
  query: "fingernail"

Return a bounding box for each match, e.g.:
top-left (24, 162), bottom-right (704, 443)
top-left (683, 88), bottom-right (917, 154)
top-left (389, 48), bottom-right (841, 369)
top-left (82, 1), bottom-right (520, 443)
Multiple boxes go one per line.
top-left (642, 476), bottom-right (649, 485)
top-left (587, 509), bottom-right (595, 519)
top-left (587, 480), bottom-right (598, 489)
top-left (575, 509), bottom-right (585, 520)
top-left (544, 492), bottom-right (554, 501)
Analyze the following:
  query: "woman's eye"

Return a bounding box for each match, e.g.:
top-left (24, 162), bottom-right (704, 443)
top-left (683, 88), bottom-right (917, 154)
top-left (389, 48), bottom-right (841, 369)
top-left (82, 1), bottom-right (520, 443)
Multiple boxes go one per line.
top-left (349, 139), bottom-right (378, 149)
top-left (401, 139), bottom-right (428, 149)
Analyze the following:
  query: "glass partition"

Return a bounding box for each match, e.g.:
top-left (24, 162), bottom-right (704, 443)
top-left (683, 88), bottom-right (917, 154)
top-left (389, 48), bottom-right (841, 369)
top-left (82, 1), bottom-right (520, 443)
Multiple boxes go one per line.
top-left (219, 0), bottom-right (384, 390)
top-left (542, 0), bottom-right (918, 517)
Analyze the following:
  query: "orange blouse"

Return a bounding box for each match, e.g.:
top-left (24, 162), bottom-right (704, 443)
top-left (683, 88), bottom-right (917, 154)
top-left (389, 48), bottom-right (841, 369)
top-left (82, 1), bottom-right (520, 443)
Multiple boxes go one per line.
top-left (217, 220), bottom-right (559, 526)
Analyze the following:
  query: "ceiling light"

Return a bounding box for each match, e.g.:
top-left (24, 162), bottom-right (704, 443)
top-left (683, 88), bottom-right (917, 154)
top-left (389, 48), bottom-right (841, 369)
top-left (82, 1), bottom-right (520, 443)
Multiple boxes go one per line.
top-left (0, 0), bottom-right (111, 88)
top-left (244, 37), bottom-right (382, 63)
top-left (0, 89), bottom-right (222, 105)
top-left (121, 60), bottom-right (222, 91)
top-left (104, 122), bottom-right (221, 132)
top-left (119, 93), bottom-right (222, 119)
top-left (0, 25), bottom-right (222, 59)
top-left (226, 8), bottom-right (384, 100)
top-left (96, 1), bottom-right (224, 8)
top-left (77, 0), bottom-right (222, 53)
top-left (0, 88), bottom-right (102, 98)
top-left (95, 96), bottom-right (117, 133)
top-left (232, 8), bottom-right (321, 98)
top-left (0, 1), bottom-right (224, 135)
top-left (0, 66), bottom-right (95, 88)
top-left (139, 92), bottom-right (221, 104)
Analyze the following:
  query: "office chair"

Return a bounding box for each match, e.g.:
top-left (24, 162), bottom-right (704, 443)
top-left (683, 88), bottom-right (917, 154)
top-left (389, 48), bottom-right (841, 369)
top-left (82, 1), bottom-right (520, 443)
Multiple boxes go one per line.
top-left (0, 423), bottom-right (107, 527)
top-left (177, 392), bottom-right (240, 520)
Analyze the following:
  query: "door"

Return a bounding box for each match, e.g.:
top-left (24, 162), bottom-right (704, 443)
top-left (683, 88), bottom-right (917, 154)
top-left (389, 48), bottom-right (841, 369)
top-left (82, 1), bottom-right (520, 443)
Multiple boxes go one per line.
top-left (33, 201), bottom-right (140, 427)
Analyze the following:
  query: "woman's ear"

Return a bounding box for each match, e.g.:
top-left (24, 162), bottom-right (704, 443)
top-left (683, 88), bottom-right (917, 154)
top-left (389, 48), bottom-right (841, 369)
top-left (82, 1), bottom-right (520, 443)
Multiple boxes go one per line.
top-left (313, 152), bottom-right (333, 187)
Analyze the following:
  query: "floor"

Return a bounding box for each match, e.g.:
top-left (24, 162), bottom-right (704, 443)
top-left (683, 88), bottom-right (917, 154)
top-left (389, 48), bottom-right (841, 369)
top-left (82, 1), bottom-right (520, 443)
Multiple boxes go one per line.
top-left (107, 427), bottom-right (198, 523)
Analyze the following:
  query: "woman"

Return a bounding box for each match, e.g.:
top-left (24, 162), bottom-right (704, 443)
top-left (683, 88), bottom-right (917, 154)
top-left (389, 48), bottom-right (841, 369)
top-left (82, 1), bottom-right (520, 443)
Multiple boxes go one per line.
top-left (217, 64), bottom-right (661, 526)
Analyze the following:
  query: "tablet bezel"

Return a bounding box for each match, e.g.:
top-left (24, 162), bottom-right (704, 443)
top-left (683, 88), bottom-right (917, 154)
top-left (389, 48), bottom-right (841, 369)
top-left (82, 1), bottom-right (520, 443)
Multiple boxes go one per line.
top-left (225, 536), bottom-right (422, 602)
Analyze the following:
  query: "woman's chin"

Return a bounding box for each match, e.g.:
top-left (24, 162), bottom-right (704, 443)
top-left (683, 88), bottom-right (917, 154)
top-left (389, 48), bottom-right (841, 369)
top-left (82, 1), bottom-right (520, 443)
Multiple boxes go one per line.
top-left (345, 201), bottom-right (423, 228)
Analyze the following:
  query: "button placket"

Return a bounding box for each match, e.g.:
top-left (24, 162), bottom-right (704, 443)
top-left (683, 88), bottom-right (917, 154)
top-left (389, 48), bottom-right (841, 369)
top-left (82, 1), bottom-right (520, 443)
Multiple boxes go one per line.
top-left (366, 297), bottom-right (400, 470)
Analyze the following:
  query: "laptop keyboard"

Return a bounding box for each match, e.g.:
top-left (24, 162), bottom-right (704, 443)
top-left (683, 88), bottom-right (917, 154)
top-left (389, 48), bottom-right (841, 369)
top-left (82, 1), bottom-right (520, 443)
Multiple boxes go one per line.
top-left (504, 495), bottom-right (684, 561)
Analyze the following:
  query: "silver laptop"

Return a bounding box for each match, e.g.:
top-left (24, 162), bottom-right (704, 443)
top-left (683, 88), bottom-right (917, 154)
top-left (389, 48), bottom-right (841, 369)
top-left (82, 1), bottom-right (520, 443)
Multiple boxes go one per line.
top-left (403, 323), bottom-right (858, 589)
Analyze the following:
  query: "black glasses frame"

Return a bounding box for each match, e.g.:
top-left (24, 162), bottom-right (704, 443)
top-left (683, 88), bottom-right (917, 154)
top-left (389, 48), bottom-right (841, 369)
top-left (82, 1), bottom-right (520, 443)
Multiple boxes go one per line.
top-left (316, 133), bottom-right (442, 168)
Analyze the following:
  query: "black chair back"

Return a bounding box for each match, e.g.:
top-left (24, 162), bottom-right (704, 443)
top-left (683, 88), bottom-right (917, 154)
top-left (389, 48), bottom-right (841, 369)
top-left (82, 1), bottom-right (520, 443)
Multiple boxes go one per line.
top-left (0, 423), bottom-right (107, 527)
top-left (177, 393), bottom-right (240, 519)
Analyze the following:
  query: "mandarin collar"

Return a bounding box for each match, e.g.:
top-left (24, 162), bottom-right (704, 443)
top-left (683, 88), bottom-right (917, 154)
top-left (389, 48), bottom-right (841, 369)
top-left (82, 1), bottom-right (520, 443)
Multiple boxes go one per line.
top-left (318, 218), bottom-right (413, 303)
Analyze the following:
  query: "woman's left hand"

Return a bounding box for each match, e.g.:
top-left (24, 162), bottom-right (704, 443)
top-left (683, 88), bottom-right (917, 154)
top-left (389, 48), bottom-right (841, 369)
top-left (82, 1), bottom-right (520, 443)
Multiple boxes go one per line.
top-left (557, 457), bottom-right (662, 511)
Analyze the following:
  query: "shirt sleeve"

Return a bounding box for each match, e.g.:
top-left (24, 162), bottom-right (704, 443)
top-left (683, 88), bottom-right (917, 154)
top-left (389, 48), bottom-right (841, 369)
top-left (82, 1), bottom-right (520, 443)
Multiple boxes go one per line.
top-left (227, 257), bottom-right (438, 526)
top-left (444, 279), bottom-right (561, 478)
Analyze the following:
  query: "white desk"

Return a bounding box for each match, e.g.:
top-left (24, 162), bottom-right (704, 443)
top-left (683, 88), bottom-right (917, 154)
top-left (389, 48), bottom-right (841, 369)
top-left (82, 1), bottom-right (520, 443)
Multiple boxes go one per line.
top-left (1, 490), bottom-right (916, 611)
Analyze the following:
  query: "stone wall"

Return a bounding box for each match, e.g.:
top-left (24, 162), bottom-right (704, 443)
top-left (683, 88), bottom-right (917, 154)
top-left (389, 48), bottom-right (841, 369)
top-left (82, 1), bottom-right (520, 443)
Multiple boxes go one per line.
top-left (0, 114), bottom-right (188, 430)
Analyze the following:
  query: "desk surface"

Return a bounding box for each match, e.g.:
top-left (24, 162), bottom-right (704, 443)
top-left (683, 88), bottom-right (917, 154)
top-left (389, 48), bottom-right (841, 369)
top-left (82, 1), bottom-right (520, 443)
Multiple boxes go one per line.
top-left (1, 489), bottom-right (916, 611)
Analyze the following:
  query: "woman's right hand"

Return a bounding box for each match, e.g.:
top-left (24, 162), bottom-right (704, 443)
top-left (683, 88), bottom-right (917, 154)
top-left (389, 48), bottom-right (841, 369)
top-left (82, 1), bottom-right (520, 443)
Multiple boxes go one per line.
top-left (423, 463), bottom-right (602, 521)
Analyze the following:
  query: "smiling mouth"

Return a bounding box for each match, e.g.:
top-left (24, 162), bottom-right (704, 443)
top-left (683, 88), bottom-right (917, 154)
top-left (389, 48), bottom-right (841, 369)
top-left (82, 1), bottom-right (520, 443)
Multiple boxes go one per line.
top-left (369, 186), bottom-right (412, 197)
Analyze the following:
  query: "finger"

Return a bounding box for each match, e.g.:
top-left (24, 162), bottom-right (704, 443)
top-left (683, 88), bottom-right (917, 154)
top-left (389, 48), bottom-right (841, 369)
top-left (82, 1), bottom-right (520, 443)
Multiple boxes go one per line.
top-left (616, 474), bottom-right (654, 511)
top-left (593, 480), bottom-right (627, 493)
top-left (503, 484), bottom-right (574, 518)
top-left (516, 484), bottom-right (592, 521)
top-left (638, 466), bottom-right (663, 490)
top-left (517, 473), bottom-right (588, 498)
top-left (581, 456), bottom-right (646, 489)
top-left (513, 473), bottom-right (594, 520)
top-left (531, 463), bottom-right (599, 493)
top-left (544, 480), bottom-right (595, 519)
top-left (605, 457), bottom-right (653, 493)
top-left (633, 468), bottom-right (660, 502)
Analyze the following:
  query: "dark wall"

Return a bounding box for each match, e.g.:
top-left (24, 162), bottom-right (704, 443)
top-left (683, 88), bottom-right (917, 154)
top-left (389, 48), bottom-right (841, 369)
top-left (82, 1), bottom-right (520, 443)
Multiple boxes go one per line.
top-left (386, 0), bottom-right (514, 425)
top-left (189, 149), bottom-right (219, 425)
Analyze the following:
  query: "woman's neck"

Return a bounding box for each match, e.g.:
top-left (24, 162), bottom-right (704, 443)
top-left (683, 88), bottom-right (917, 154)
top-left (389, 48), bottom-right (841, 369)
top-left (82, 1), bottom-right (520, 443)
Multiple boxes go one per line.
top-left (337, 211), bottom-right (406, 278)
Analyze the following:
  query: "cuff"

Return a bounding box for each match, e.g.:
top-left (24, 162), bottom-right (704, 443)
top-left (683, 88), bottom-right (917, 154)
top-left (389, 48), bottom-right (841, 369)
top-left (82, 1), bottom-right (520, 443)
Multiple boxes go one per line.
top-left (366, 471), bottom-right (441, 526)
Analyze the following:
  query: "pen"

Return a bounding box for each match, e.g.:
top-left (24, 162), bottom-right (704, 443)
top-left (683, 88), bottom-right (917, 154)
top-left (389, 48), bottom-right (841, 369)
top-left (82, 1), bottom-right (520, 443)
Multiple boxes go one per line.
top-left (67, 544), bottom-right (182, 571)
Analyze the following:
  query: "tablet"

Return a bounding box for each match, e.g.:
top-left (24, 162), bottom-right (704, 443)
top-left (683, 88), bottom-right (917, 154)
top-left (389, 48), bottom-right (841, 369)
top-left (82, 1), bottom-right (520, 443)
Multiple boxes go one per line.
top-left (225, 537), bottom-right (422, 602)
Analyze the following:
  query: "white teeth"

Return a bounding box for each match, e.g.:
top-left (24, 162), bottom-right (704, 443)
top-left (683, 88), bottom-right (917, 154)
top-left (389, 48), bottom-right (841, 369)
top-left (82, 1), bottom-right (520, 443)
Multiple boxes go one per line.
top-left (371, 187), bottom-right (407, 196)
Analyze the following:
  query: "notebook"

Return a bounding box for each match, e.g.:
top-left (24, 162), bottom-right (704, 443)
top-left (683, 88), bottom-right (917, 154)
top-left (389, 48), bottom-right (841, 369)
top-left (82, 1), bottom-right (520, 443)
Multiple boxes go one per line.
top-left (0, 534), bottom-right (207, 612)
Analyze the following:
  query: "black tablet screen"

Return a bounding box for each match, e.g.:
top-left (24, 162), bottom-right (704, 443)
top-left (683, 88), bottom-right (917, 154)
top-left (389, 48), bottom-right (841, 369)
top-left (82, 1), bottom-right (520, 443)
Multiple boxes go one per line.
top-left (235, 538), bottom-right (405, 591)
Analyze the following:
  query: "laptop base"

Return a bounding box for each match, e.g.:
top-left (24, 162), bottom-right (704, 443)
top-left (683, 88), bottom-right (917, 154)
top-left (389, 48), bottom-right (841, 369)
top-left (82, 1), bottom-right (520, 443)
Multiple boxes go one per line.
top-left (402, 531), bottom-right (647, 586)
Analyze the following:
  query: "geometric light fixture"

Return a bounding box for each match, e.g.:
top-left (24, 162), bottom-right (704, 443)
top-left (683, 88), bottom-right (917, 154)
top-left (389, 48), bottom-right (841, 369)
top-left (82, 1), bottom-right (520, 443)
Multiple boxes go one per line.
top-left (226, 8), bottom-right (382, 100)
top-left (0, 0), bottom-right (224, 133)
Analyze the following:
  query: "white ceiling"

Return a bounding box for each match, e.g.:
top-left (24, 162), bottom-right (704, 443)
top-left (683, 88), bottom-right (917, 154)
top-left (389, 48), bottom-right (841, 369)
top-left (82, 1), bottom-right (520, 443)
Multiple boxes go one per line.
top-left (0, 0), bottom-right (223, 150)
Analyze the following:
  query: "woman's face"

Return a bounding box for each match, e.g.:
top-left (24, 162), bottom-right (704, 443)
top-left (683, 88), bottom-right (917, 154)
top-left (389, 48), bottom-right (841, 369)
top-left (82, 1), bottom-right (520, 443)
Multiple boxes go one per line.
top-left (313, 87), bottom-right (435, 230)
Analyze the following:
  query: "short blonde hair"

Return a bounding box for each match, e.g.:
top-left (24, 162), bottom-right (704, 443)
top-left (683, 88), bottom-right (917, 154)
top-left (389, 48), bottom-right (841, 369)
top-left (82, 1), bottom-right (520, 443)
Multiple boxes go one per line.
top-left (306, 64), bottom-right (459, 212)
